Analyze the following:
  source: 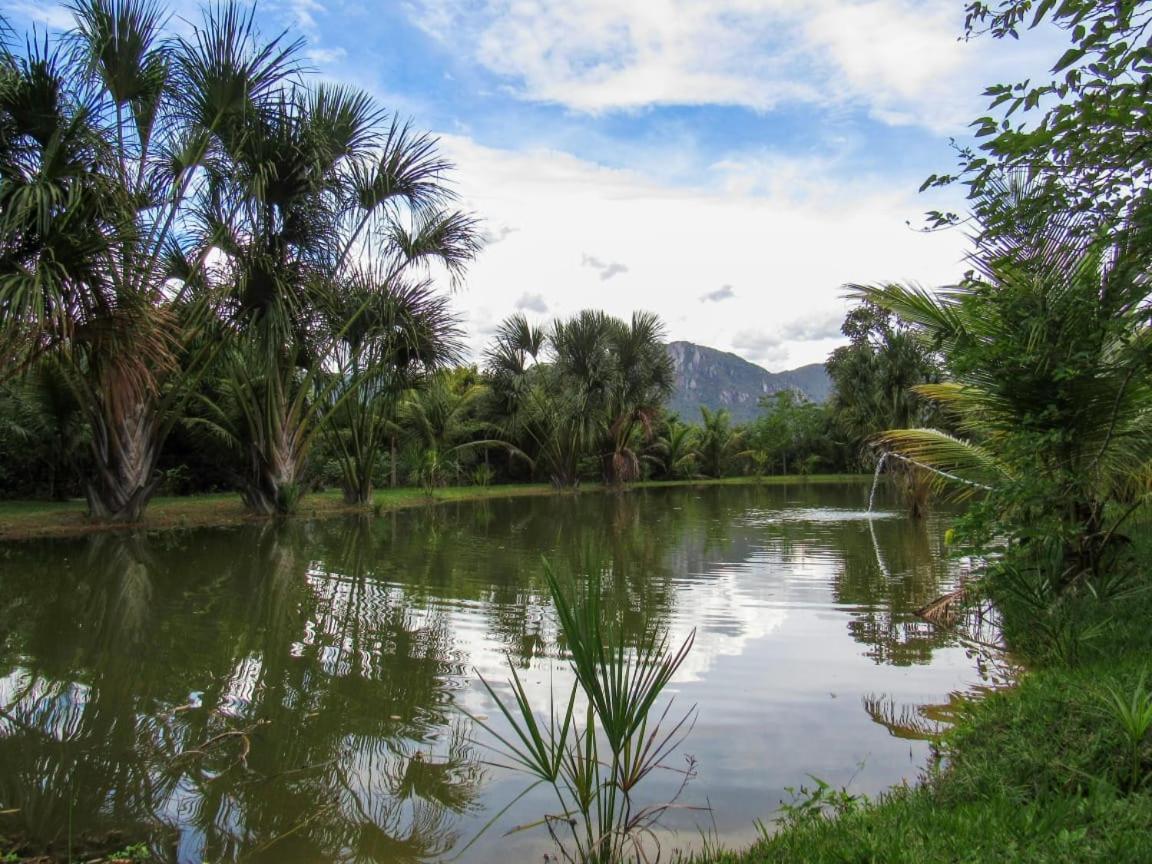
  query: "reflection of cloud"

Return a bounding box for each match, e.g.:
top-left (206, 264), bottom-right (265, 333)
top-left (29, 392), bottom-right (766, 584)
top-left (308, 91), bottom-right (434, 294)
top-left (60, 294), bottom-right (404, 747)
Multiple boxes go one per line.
top-left (700, 284), bottom-right (736, 303)
top-left (581, 253), bottom-right (628, 281)
top-left (514, 292), bottom-right (549, 314)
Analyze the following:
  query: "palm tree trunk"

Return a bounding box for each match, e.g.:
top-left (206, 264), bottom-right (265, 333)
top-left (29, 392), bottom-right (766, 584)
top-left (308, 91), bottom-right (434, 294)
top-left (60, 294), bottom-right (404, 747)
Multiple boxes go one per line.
top-left (390, 435), bottom-right (397, 488)
top-left (243, 423), bottom-right (305, 515)
top-left (86, 402), bottom-right (162, 522)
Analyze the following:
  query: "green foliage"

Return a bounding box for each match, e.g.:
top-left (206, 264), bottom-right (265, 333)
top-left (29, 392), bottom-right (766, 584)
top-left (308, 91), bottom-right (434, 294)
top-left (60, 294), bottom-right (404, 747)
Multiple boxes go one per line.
top-left (703, 592), bottom-right (1152, 863)
top-left (743, 391), bottom-right (831, 477)
top-left (862, 184), bottom-right (1152, 587)
top-left (695, 407), bottom-right (741, 479)
top-left (0, 0), bottom-right (303, 521)
top-left (929, 1), bottom-right (1152, 232)
top-left (0, 1), bottom-right (479, 519)
top-left (109, 842), bottom-right (151, 862)
top-left (483, 309), bottom-right (673, 487)
top-left (772, 777), bottom-right (866, 830)
top-left (472, 561), bottom-right (696, 864)
top-left (825, 300), bottom-right (941, 468)
top-left (648, 417), bottom-right (700, 480)
top-left (713, 786), bottom-right (1152, 864)
top-left (1098, 670), bottom-right (1152, 793)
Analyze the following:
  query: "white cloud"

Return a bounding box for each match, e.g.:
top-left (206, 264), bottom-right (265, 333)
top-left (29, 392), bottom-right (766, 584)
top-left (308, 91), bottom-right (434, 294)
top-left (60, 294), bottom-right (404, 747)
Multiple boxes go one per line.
top-left (779, 309), bottom-right (845, 342)
top-left (306, 46), bottom-right (347, 65)
top-left (732, 330), bottom-right (790, 367)
top-left (440, 134), bottom-right (968, 371)
top-left (701, 285), bottom-right (736, 303)
top-left (283, 0), bottom-right (326, 31)
top-left (407, 0), bottom-right (1064, 132)
top-left (3, 0), bottom-right (74, 29)
top-left (514, 292), bottom-right (549, 314)
top-left (581, 254), bottom-right (629, 281)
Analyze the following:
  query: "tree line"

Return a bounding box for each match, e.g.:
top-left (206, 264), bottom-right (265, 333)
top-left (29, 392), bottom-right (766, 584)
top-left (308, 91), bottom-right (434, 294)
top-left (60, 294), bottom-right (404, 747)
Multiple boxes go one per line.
top-left (0, 0), bottom-right (938, 520)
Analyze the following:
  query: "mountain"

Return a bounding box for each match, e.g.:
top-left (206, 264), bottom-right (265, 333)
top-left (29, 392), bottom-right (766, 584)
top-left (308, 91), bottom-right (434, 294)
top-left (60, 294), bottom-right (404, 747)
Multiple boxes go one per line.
top-left (665, 341), bottom-right (832, 425)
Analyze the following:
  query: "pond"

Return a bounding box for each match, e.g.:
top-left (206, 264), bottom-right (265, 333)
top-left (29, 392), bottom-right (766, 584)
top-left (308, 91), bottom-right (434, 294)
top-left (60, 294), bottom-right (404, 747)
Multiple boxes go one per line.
top-left (0, 481), bottom-right (1000, 863)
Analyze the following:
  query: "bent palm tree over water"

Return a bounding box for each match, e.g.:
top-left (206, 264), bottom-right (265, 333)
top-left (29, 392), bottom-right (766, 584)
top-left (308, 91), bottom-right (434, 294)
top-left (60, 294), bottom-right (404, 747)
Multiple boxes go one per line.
top-left (858, 186), bottom-right (1152, 584)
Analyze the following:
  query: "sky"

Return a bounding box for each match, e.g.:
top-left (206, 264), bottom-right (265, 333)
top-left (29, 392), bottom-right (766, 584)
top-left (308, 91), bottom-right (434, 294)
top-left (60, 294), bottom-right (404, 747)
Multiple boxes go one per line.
top-left (4, 0), bottom-right (1067, 370)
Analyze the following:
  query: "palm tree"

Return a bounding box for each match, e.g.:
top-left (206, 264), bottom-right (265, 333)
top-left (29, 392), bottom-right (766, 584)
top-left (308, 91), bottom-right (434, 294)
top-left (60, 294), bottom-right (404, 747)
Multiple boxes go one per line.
top-left (398, 371), bottom-right (486, 489)
top-left (648, 417), bottom-right (698, 480)
top-left (696, 406), bottom-right (741, 478)
top-left (193, 82), bottom-right (479, 513)
top-left (321, 272), bottom-right (461, 504)
top-left (549, 309), bottom-right (673, 484)
top-left (602, 311), bottom-right (674, 483)
top-left (0, 359), bottom-right (88, 498)
top-left (0, 0), bottom-right (301, 520)
top-left (825, 300), bottom-right (940, 467)
top-left (858, 186), bottom-right (1152, 583)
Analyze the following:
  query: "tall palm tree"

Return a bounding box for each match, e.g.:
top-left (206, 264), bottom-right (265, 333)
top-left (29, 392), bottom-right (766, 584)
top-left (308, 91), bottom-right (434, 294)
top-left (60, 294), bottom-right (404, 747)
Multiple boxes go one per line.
top-left (602, 311), bottom-right (674, 483)
top-left (482, 309), bottom-right (673, 486)
top-left (193, 83), bottom-right (479, 513)
top-left (550, 309), bottom-right (673, 484)
top-left (321, 272), bottom-right (461, 505)
top-left (0, 0), bottom-right (301, 520)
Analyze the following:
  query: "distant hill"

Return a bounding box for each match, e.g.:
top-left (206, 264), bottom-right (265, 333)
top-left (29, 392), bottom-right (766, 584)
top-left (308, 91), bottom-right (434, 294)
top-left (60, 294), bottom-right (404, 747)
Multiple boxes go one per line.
top-left (666, 341), bottom-right (832, 425)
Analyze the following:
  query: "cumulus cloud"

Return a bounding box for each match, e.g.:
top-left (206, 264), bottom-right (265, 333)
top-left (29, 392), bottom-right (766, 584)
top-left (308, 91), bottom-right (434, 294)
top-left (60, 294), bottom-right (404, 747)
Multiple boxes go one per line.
top-left (514, 292), bottom-right (549, 314)
top-left (441, 134), bottom-right (966, 370)
top-left (778, 309), bottom-right (845, 341)
top-left (581, 254), bottom-right (629, 281)
top-left (700, 285), bottom-right (736, 303)
top-left (407, 0), bottom-right (1063, 132)
top-left (482, 224), bottom-right (518, 246)
top-left (306, 46), bottom-right (347, 65)
top-left (732, 330), bottom-right (789, 367)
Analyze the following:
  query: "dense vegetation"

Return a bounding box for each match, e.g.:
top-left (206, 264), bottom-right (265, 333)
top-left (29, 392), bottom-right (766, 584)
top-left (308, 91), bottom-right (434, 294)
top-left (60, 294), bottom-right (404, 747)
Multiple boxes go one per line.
top-left (3, 0), bottom-right (1152, 861)
top-left (0, 1), bottom-right (868, 518)
top-left (703, 2), bottom-right (1152, 861)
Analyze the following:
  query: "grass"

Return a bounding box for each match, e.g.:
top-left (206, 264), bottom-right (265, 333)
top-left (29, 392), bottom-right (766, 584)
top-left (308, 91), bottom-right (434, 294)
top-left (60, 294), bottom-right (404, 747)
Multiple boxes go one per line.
top-left (0, 474), bottom-right (865, 542)
top-left (694, 533), bottom-right (1152, 864)
top-left (700, 660), bottom-right (1152, 863)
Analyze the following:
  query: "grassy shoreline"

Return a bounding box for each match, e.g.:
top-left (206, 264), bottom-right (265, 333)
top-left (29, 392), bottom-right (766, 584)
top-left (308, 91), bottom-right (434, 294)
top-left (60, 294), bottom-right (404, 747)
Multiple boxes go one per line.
top-left (696, 556), bottom-right (1152, 863)
top-left (0, 474), bottom-right (866, 542)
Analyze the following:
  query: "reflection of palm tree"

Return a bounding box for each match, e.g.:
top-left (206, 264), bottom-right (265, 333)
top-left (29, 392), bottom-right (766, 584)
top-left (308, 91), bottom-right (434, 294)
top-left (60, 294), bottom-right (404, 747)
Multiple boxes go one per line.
top-left (831, 514), bottom-right (958, 666)
top-left (0, 523), bottom-right (487, 861)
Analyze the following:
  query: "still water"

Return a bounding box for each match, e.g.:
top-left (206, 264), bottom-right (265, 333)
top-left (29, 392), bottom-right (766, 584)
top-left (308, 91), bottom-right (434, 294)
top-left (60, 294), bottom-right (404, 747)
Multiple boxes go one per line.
top-left (0, 482), bottom-right (997, 862)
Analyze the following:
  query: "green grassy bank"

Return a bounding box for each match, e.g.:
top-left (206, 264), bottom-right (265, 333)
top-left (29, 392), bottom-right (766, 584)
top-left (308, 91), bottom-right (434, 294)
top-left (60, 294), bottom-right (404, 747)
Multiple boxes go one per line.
top-left (0, 474), bottom-right (864, 542)
top-left (701, 541), bottom-right (1152, 863)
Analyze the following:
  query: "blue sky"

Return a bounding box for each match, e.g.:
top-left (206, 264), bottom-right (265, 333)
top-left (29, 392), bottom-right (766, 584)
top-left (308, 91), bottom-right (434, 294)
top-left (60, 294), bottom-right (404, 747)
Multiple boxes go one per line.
top-left (3, 0), bottom-right (1066, 369)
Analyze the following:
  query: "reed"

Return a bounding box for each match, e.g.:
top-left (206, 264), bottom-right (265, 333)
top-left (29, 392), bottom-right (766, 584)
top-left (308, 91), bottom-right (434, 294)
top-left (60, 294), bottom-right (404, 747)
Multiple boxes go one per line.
top-left (471, 561), bottom-right (697, 864)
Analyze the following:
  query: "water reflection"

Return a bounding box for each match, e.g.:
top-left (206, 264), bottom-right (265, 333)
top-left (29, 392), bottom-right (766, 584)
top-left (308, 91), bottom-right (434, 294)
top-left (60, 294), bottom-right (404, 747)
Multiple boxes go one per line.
top-left (0, 482), bottom-right (984, 862)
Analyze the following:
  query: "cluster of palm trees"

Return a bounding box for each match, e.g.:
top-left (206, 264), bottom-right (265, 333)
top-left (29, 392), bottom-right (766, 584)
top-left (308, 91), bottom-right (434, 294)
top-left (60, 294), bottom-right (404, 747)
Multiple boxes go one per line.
top-left (483, 309), bottom-right (675, 486)
top-left (0, 0), bottom-right (479, 519)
